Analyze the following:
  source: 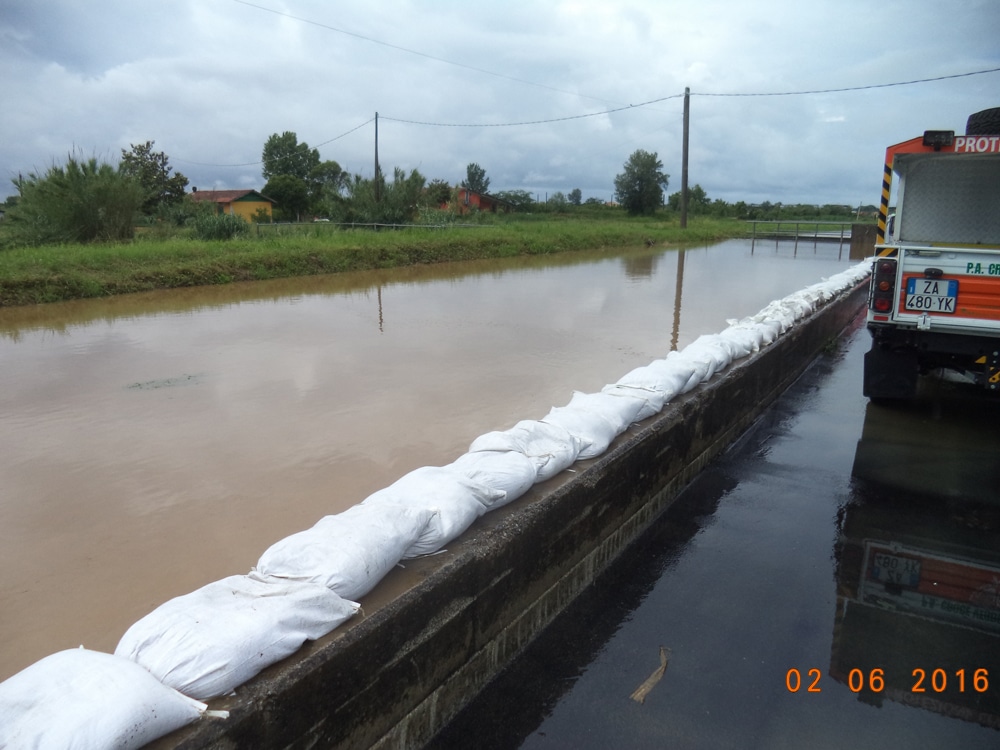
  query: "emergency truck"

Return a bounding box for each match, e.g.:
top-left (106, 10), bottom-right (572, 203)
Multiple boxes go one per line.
top-left (863, 107), bottom-right (1000, 399)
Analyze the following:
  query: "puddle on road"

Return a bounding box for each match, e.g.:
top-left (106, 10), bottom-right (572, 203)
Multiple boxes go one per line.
top-left (0, 239), bottom-right (859, 682)
top-left (436, 325), bottom-right (1000, 749)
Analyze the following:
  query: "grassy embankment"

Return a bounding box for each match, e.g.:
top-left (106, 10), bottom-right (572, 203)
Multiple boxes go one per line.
top-left (0, 216), bottom-right (748, 307)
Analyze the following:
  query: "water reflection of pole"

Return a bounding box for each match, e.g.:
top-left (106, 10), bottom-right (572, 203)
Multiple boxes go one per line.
top-left (670, 249), bottom-right (685, 351)
top-left (377, 284), bottom-right (384, 333)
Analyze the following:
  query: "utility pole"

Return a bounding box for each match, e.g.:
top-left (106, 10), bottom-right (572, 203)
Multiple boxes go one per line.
top-left (374, 112), bottom-right (381, 204)
top-left (681, 87), bottom-right (689, 229)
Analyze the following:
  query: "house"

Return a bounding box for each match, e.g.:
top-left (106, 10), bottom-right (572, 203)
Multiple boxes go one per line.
top-left (188, 188), bottom-right (275, 222)
top-left (448, 188), bottom-right (515, 215)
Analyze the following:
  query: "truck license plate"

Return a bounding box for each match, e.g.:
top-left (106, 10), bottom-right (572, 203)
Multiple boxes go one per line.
top-left (905, 278), bottom-right (958, 313)
top-left (871, 552), bottom-right (921, 587)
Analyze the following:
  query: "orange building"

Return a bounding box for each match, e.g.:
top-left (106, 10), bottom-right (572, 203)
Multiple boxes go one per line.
top-left (189, 189), bottom-right (275, 222)
top-left (450, 188), bottom-right (515, 215)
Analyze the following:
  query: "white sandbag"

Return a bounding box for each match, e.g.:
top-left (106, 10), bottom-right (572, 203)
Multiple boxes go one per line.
top-left (362, 465), bottom-right (505, 556)
top-left (447, 450), bottom-right (537, 506)
top-left (615, 357), bottom-right (693, 400)
top-left (670, 352), bottom-right (712, 392)
top-left (564, 390), bottom-right (647, 428)
top-left (469, 419), bottom-right (584, 482)
top-left (677, 334), bottom-right (735, 382)
top-left (753, 317), bottom-right (783, 343)
top-left (115, 574), bottom-right (358, 701)
top-left (600, 383), bottom-right (666, 421)
top-left (542, 404), bottom-right (622, 459)
top-left (714, 327), bottom-right (756, 359)
top-left (753, 300), bottom-right (797, 333)
top-left (0, 647), bottom-right (208, 750)
top-left (255, 502), bottom-right (434, 599)
top-left (722, 319), bottom-right (767, 353)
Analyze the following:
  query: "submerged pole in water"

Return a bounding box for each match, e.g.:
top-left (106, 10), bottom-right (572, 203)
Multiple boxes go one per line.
top-left (681, 87), bottom-right (690, 229)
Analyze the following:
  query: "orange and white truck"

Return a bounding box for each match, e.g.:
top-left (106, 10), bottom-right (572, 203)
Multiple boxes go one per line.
top-left (864, 107), bottom-right (1000, 399)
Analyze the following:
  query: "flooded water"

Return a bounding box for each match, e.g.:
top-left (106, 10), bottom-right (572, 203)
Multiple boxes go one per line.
top-left (436, 320), bottom-right (1000, 749)
top-left (0, 239), bottom-right (857, 683)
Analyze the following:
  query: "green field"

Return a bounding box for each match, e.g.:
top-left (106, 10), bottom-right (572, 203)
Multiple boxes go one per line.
top-left (0, 216), bottom-right (749, 307)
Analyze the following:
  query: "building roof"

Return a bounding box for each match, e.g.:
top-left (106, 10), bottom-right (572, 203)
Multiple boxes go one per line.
top-left (189, 189), bottom-right (274, 204)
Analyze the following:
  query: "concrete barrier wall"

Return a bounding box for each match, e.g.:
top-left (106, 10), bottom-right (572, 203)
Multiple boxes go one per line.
top-left (155, 282), bottom-right (868, 750)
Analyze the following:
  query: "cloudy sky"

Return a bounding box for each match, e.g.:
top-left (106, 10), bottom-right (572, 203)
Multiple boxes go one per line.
top-left (2, 0), bottom-right (998, 207)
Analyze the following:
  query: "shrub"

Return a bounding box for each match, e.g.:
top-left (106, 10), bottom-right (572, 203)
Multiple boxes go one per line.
top-left (7, 154), bottom-right (145, 245)
top-left (193, 213), bottom-right (249, 240)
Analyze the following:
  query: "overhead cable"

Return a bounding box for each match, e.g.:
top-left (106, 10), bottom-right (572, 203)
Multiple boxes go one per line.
top-left (695, 66), bottom-right (1000, 97)
top-left (173, 118), bottom-right (374, 168)
top-left (231, 0), bottom-right (625, 108)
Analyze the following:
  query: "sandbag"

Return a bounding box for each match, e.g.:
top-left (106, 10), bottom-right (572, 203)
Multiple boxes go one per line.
top-left (542, 404), bottom-right (622, 459)
top-left (722, 319), bottom-right (767, 353)
top-left (255, 502), bottom-right (434, 599)
top-left (600, 383), bottom-right (666, 421)
top-left (469, 419), bottom-right (584, 482)
top-left (0, 647), bottom-right (208, 750)
top-left (715, 328), bottom-right (755, 359)
top-left (362, 465), bottom-right (505, 556)
top-left (563, 390), bottom-right (647, 428)
top-left (616, 356), bottom-right (695, 399)
top-left (115, 574), bottom-right (358, 701)
top-left (447, 450), bottom-right (537, 506)
top-left (676, 334), bottom-right (733, 383)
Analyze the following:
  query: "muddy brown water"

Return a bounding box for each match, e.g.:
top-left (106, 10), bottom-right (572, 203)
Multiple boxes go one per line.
top-left (0, 240), bottom-right (857, 682)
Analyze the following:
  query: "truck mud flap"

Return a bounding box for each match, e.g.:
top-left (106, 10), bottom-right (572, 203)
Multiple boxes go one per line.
top-left (863, 344), bottom-right (918, 400)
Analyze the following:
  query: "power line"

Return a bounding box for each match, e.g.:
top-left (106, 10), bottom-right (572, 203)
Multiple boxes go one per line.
top-left (384, 66), bottom-right (1000, 128)
top-left (694, 66), bottom-right (1000, 97)
top-left (231, 0), bottom-right (626, 108)
top-left (173, 118), bottom-right (374, 168)
top-left (173, 61), bottom-right (999, 168)
top-left (381, 94), bottom-right (685, 128)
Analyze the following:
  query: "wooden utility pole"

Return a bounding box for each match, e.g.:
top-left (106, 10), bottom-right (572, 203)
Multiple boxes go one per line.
top-left (374, 112), bottom-right (381, 204)
top-left (681, 87), bottom-right (689, 228)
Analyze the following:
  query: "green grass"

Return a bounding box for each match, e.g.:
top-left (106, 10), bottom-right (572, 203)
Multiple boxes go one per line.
top-left (0, 216), bottom-right (748, 307)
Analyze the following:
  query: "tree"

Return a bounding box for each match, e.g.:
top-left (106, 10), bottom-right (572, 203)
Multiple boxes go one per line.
top-left (461, 163), bottom-right (490, 195)
top-left (262, 174), bottom-right (310, 222)
top-left (347, 167), bottom-right (426, 224)
top-left (613, 150), bottom-right (669, 216)
top-left (7, 154), bottom-right (144, 244)
top-left (667, 183), bottom-right (710, 213)
top-left (492, 189), bottom-right (533, 210)
top-left (424, 179), bottom-right (453, 208)
top-left (568, 188), bottom-right (582, 206)
top-left (262, 132), bottom-right (320, 183)
top-left (309, 160), bottom-right (348, 198)
top-left (308, 160), bottom-right (349, 218)
top-left (119, 140), bottom-right (188, 215)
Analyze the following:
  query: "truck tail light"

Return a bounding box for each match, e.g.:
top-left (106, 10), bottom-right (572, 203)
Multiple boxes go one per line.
top-left (870, 258), bottom-right (898, 313)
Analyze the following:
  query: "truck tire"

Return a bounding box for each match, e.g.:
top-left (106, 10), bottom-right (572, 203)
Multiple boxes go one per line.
top-left (966, 107), bottom-right (1000, 135)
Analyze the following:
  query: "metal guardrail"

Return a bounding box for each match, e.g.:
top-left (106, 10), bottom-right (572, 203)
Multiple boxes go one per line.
top-left (748, 220), bottom-right (856, 248)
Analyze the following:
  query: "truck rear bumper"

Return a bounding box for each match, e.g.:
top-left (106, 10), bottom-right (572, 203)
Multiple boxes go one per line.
top-left (866, 323), bottom-right (1000, 391)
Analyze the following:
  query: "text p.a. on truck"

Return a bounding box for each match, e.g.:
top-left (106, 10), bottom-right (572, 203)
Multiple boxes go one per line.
top-left (863, 106), bottom-right (1000, 400)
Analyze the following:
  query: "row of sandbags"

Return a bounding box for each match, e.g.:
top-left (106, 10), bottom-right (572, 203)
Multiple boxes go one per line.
top-left (0, 260), bottom-right (872, 749)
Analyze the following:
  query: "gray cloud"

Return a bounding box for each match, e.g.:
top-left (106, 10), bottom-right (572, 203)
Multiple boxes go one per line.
top-left (2, 0), bottom-right (998, 206)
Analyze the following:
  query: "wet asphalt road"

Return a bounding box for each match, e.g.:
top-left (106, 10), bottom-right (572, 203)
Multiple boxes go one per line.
top-left (433, 316), bottom-right (1000, 749)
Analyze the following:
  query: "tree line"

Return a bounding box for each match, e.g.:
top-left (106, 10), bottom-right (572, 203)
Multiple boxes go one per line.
top-left (2, 134), bottom-right (867, 247)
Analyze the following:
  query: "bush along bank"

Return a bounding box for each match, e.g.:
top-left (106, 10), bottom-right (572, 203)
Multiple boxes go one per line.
top-left (0, 217), bottom-right (746, 307)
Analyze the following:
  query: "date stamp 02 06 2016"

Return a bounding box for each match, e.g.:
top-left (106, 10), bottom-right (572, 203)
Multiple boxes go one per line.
top-left (785, 668), bottom-right (991, 695)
